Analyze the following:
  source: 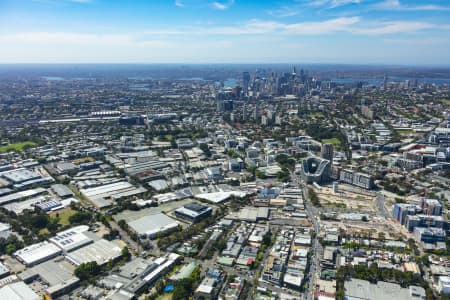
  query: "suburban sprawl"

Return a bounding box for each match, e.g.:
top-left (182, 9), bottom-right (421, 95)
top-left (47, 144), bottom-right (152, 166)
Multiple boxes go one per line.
top-left (0, 65), bottom-right (449, 300)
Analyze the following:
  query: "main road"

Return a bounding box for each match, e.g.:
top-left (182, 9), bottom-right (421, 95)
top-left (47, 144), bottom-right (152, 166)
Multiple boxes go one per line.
top-left (291, 171), bottom-right (321, 300)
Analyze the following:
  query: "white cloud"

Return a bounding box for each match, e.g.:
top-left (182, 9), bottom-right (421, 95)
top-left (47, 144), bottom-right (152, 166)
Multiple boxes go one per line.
top-left (212, 0), bottom-right (234, 10)
top-left (283, 16), bottom-right (360, 34)
top-left (0, 32), bottom-right (169, 47)
top-left (374, 0), bottom-right (450, 11)
top-left (137, 16), bottom-right (442, 36)
top-left (174, 0), bottom-right (184, 7)
top-left (310, 0), bottom-right (361, 9)
top-left (383, 37), bottom-right (449, 44)
top-left (267, 6), bottom-right (300, 17)
top-left (353, 21), bottom-right (434, 35)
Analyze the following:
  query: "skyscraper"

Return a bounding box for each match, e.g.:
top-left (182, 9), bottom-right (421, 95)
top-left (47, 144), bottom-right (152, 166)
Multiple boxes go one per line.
top-left (216, 92), bottom-right (225, 112)
top-left (243, 72), bottom-right (250, 96)
top-left (321, 143), bottom-right (334, 162)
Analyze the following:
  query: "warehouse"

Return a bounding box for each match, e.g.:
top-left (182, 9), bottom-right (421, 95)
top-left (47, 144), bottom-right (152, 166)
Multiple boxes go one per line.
top-left (80, 181), bottom-right (147, 208)
top-left (49, 225), bottom-right (93, 252)
top-left (128, 213), bottom-right (179, 239)
top-left (236, 207), bottom-right (269, 222)
top-left (0, 168), bottom-right (41, 184)
top-left (0, 281), bottom-right (40, 300)
top-left (14, 241), bottom-right (62, 266)
top-left (0, 223), bottom-right (10, 239)
top-left (19, 259), bottom-right (79, 298)
top-left (0, 188), bottom-right (46, 206)
top-left (66, 239), bottom-right (122, 266)
top-left (51, 184), bottom-right (74, 198)
top-left (174, 202), bottom-right (213, 223)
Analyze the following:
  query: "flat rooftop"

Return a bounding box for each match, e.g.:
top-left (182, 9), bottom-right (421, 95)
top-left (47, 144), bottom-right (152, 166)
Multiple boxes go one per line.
top-left (14, 242), bottom-right (62, 266)
top-left (128, 213), bottom-right (179, 236)
top-left (66, 239), bottom-right (122, 266)
top-left (344, 278), bottom-right (426, 300)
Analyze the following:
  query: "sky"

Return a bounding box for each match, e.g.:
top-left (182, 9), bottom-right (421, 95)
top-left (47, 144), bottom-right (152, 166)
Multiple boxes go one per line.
top-left (0, 0), bottom-right (450, 65)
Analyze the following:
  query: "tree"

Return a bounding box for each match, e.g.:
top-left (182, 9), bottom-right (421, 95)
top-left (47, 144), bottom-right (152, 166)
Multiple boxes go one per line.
top-left (172, 278), bottom-right (194, 300)
top-left (118, 219), bottom-right (128, 230)
top-left (276, 168), bottom-right (291, 182)
top-left (69, 211), bottom-right (92, 224)
top-left (255, 170), bottom-right (266, 179)
top-left (199, 143), bottom-right (211, 157)
top-left (74, 261), bottom-right (101, 281)
top-left (275, 154), bottom-right (296, 171)
top-left (262, 230), bottom-right (272, 247)
top-left (121, 246), bottom-right (131, 261)
top-left (5, 244), bottom-right (16, 255)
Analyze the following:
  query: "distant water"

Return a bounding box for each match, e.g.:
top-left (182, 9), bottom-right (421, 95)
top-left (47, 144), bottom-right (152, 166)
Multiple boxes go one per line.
top-left (178, 77), bottom-right (205, 81)
top-left (129, 87), bottom-right (150, 91)
top-left (328, 76), bottom-right (450, 86)
top-left (42, 76), bottom-right (65, 81)
top-left (224, 78), bottom-right (238, 87)
top-left (42, 76), bottom-right (92, 81)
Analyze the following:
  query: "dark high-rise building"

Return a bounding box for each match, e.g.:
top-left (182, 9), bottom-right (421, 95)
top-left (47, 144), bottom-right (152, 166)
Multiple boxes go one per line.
top-left (321, 143), bottom-right (334, 162)
top-left (216, 92), bottom-right (225, 112)
top-left (243, 72), bottom-right (250, 96)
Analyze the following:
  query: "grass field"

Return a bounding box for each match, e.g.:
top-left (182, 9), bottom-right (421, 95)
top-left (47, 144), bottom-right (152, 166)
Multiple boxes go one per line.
top-left (39, 228), bottom-right (50, 236)
top-left (0, 141), bottom-right (37, 153)
top-left (309, 112), bottom-right (324, 119)
top-left (50, 208), bottom-right (77, 226)
top-left (441, 99), bottom-right (450, 105)
top-left (396, 129), bottom-right (415, 135)
top-left (156, 293), bottom-right (172, 300)
top-left (321, 138), bottom-right (341, 145)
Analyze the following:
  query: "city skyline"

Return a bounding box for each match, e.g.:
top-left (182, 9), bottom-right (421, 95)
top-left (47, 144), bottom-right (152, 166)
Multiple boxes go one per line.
top-left (1, 0), bottom-right (450, 64)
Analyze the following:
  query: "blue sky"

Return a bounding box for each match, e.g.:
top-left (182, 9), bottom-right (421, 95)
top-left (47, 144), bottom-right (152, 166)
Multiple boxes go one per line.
top-left (0, 0), bottom-right (450, 64)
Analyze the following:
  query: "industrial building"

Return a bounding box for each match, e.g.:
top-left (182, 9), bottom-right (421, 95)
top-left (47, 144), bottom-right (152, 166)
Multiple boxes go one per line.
top-left (127, 213), bottom-right (180, 239)
top-left (80, 181), bottom-right (147, 208)
top-left (0, 188), bottom-right (46, 206)
top-left (174, 202), bottom-right (213, 223)
top-left (343, 278), bottom-right (426, 300)
top-left (0, 281), bottom-right (40, 300)
top-left (66, 239), bottom-right (122, 266)
top-left (14, 241), bottom-right (62, 267)
top-left (236, 207), bottom-right (269, 222)
top-left (19, 259), bottom-right (79, 298)
top-left (49, 225), bottom-right (93, 252)
top-left (51, 184), bottom-right (74, 198)
top-left (98, 256), bottom-right (180, 296)
top-left (0, 222), bottom-right (11, 239)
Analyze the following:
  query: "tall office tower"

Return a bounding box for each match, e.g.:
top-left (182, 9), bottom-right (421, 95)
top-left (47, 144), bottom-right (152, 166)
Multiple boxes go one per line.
top-left (242, 103), bottom-right (247, 120)
top-left (321, 143), bottom-right (334, 162)
top-left (253, 104), bottom-right (259, 120)
top-left (216, 92), bottom-right (225, 112)
top-left (243, 72), bottom-right (250, 96)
